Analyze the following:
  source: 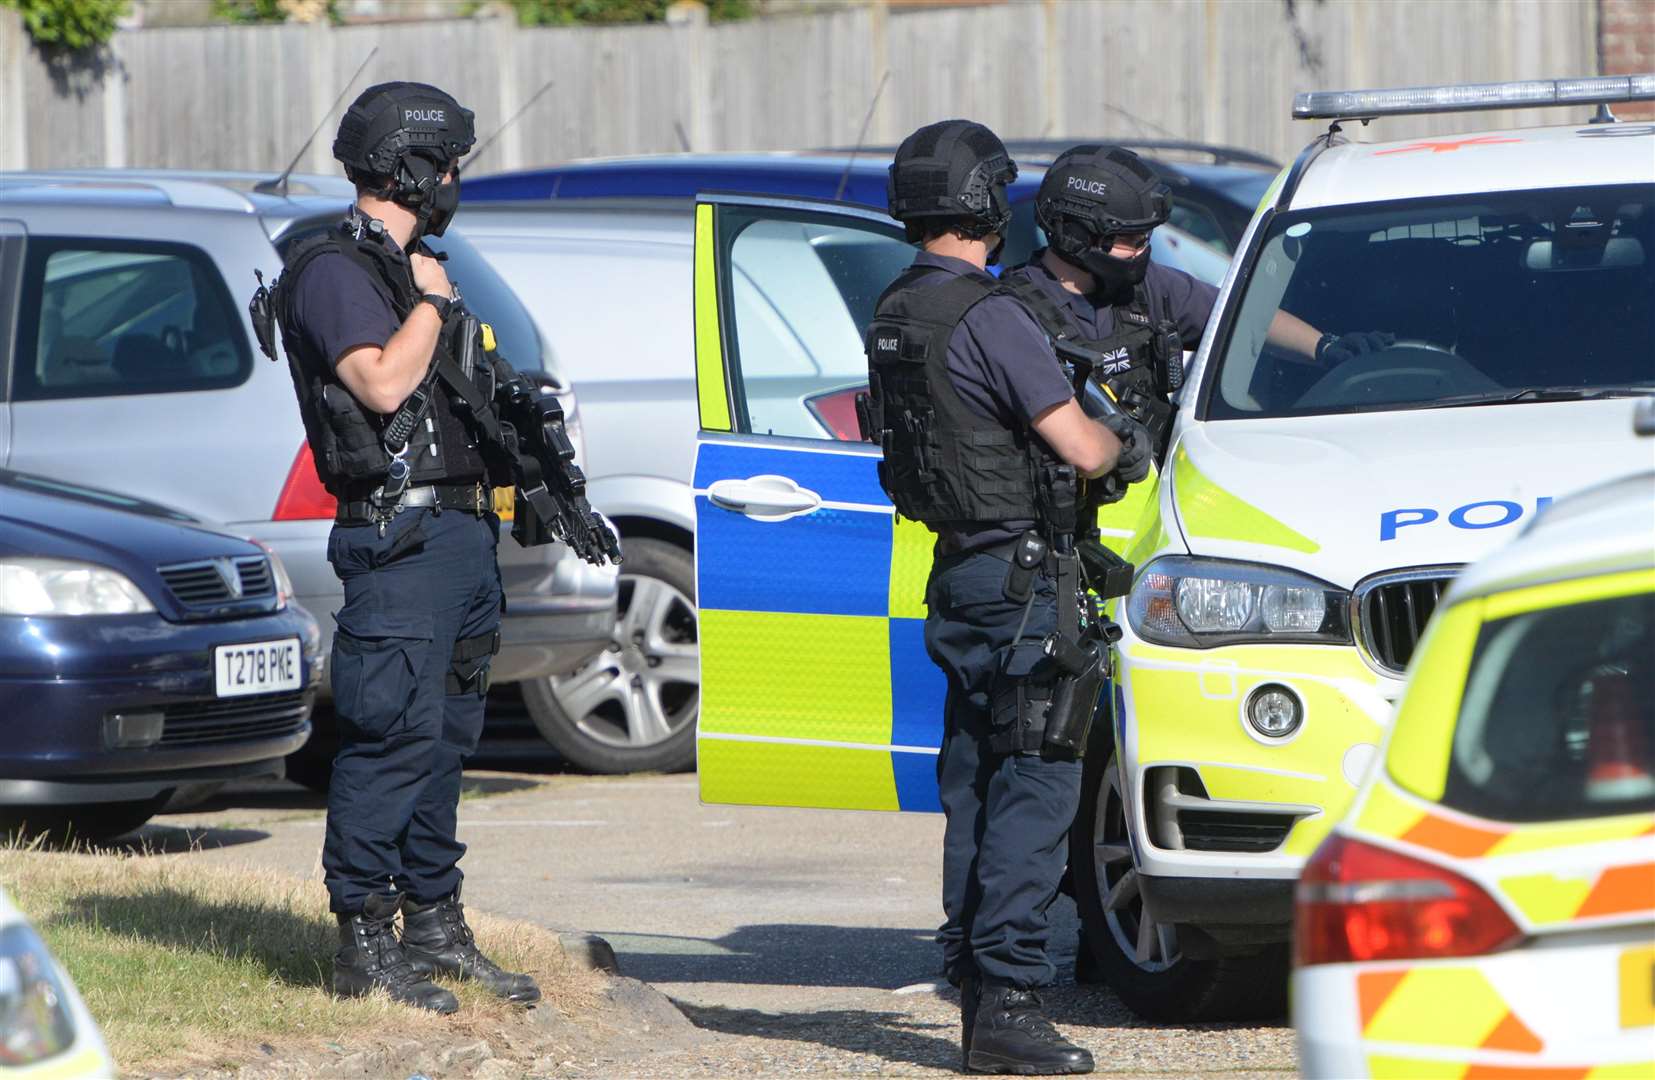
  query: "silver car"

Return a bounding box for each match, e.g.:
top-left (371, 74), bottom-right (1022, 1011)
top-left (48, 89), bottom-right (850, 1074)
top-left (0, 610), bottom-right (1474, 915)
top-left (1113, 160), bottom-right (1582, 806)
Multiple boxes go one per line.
top-left (0, 171), bottom-right (618, 779)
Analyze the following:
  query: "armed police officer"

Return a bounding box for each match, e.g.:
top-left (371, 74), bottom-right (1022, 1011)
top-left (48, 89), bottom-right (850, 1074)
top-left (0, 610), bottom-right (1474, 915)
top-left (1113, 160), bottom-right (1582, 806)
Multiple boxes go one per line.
top-left (258, 82), bottom-right (569, 1013)
top-left (1002, 144), bottom-right (1386, 462)
top-left (861, 121), bottom-right (1154, 1076)
top-left (999, 146), bottom-right (1390, 984)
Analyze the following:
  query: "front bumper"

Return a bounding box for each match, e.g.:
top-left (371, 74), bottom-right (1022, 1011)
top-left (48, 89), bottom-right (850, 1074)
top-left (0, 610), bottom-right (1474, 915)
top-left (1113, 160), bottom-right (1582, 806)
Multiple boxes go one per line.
top-left (1113, 626), bottom-right (1400, 906)
top-left (0, 606), bottom-right (320, 796)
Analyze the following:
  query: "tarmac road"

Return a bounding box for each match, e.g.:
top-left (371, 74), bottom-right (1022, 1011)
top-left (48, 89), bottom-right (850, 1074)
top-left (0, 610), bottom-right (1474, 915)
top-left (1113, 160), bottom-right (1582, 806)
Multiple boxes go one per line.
top-left (150, 767), bottom-right (1296, 1077)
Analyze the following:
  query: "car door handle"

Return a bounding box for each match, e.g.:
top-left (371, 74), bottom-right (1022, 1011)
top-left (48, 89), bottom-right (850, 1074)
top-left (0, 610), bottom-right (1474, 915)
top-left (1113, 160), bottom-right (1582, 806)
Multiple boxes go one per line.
top-left (707, 475), bottom-right (823, 519)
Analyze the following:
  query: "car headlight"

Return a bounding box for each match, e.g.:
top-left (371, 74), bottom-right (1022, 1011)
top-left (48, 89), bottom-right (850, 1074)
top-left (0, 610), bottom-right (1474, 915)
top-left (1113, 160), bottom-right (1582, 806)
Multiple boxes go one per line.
top-left (251, 541), bottom-right (294, 610)
top-left (1127, 556), bottom-right (1350, 648)
top-left (0, 923), bottom-right (79, 1066)
top-left (0, 558), bottom-right (155, 616)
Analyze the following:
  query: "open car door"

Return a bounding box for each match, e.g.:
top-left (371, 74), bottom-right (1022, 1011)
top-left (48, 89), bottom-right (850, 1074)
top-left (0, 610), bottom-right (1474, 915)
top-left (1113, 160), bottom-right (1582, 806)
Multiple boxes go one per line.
top-left (691, 195), bottom-right (945, 812)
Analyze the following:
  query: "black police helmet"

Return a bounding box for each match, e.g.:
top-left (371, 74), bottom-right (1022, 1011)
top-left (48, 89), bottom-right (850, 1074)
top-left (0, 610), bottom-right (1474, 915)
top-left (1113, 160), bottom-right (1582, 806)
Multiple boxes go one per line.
top-left (1034, 145), bottom-right (1170, 250)
top-left (887, 120), bottom-right (1017, 239)
top-left (333, 81), bottom-right (476, 206)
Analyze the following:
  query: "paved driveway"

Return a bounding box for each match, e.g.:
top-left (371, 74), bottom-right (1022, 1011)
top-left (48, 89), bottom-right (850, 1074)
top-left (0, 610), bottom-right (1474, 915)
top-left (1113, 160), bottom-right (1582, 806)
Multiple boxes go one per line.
top-left (150, 770), bottom-right (1296, 1077)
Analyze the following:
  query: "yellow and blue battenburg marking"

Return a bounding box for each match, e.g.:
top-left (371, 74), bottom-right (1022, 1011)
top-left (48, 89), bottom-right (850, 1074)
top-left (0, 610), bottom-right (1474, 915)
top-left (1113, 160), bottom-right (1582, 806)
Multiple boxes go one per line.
top-left (694, 440), bottom-right (945, 812)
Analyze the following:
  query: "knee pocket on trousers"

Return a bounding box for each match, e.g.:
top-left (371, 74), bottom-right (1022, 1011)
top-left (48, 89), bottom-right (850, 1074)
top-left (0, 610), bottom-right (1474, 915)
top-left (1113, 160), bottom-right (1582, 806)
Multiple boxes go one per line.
top-left (332, 611), bottom-right (434, 741)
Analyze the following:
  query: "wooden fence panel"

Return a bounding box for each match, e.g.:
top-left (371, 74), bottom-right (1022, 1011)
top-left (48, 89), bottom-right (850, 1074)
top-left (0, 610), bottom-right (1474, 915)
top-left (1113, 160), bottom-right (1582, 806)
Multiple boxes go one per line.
top-left (2, 0), bottom-right (1604, 175)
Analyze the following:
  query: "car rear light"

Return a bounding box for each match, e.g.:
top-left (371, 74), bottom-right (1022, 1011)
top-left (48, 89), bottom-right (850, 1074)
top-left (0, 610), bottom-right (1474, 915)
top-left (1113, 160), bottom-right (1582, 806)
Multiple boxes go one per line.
top-left (1294, 833), bottom-right (1523, 966)
top-left (272, 444), bottom-right (337, 521)
top-left (804, 385), bottom-right (867, 441)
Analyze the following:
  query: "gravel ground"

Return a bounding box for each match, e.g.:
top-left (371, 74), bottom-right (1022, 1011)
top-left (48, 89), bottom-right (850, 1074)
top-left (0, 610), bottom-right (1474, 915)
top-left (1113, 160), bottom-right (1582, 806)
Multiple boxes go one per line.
top-left (145, 767), bottom-right (1297, 1078)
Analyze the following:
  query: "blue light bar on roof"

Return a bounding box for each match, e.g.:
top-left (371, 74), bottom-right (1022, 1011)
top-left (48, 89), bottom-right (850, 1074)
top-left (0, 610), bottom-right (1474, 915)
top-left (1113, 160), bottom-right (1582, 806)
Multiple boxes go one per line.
top-left (1293, 74), bottom-right (1655, 120)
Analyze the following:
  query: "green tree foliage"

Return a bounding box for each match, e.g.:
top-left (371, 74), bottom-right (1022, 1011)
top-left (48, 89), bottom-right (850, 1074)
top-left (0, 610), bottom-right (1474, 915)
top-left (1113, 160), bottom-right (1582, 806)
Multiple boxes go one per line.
top-left (503, 0), bottom-right (754, 27)
top-left (1, 0), bottom-right (130, 49)
top-left (211, 0), bottom-right (339, 24)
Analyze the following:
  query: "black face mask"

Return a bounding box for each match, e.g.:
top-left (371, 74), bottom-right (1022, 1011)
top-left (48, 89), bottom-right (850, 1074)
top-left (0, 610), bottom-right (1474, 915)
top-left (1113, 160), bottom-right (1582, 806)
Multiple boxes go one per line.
top-left (1081, 245), bottom-right (1150, 303)
top-left (422, 177), bottom-right (459, 239)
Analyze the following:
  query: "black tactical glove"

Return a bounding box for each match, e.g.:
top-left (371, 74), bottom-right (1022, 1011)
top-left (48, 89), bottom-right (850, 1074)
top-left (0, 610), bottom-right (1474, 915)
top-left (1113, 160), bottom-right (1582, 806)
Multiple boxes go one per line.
top-left (1315, 330), bottom-right (1396, 367)
top-left (1103, 414), bottom-right (1152, 485)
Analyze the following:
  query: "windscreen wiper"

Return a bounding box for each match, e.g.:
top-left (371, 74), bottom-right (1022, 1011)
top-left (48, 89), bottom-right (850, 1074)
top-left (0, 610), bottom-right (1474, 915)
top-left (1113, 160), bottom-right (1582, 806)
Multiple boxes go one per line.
top-left (1418, 385), bottom-right (1655, 410)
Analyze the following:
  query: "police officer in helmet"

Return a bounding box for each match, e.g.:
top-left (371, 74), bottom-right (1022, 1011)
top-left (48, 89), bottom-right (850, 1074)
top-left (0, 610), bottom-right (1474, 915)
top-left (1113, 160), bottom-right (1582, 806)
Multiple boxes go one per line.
top-left (270, 81), bottom-right (538, 1012)
top-left (864, 120), bottom-right (1153, 1075)
top-left (1003, 144), bottom-right (1386, 448)
top-left (1000, 146), bottom-right (1388, 983)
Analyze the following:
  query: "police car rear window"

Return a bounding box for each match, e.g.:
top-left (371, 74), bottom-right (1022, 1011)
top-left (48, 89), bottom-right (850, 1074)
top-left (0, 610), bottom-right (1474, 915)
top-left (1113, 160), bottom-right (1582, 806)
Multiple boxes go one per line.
top-left (1444, 589), bottom-right (1655, 823)
top-left (1206, 184), bottom-right (1655, 419)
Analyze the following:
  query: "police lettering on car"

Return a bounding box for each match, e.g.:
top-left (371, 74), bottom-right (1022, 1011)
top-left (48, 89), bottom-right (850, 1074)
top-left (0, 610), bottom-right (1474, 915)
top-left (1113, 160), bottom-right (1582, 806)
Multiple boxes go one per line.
top-left (861, 120), bottom-right (1153, 1076)
top-left (249, 81), bottom-right (616, 1014)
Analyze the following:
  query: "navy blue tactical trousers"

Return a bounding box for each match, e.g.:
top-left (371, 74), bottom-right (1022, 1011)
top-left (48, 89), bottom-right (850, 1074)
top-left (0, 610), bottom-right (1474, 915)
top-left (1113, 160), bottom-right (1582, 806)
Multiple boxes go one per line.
top-left (925, 549), bottom-right (1082, 990)
top-left (322, 507), bottom-right (501, 914)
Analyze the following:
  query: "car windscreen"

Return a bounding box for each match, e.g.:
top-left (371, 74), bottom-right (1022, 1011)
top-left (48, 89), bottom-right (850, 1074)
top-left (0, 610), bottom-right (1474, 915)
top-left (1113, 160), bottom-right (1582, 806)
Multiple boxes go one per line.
top-left (276, 219), bottom-right (551, 377)
top-left (1444, 587), bottom-right (1654, 823)
top-left (1204, 184), bottom-right (1655, 420)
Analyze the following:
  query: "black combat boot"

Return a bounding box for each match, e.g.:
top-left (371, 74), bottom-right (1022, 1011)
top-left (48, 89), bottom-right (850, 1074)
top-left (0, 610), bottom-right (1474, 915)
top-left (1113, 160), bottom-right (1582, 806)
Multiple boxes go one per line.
top-left (966, 983), bottom-right (1094, 1075)
top-left (401, 887), bottom-right (541, 1004)
top-left (959, 976), bottom-right (980, 1072)
top-left (333, 893), bottom-right (458, 1014)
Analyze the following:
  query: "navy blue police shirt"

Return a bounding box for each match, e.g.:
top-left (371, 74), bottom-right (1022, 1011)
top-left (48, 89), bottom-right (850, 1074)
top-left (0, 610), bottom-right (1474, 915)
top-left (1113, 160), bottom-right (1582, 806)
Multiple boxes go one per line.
top-left (287, 225), bottom-right (485, 487)
top-left (1004, 248), bottom-right (1219, 349)
top-left (908, 252), bottom-right (1075, 554)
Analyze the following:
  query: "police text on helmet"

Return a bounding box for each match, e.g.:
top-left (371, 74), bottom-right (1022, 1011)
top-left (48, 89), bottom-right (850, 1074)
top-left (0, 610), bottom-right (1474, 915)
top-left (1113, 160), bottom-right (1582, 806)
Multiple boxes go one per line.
top-left (1065, 176), bottom-right (1109, 198)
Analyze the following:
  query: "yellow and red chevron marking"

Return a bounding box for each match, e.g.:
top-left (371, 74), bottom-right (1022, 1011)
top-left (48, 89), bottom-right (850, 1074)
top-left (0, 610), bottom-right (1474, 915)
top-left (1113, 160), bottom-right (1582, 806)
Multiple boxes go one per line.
top-left (1359, 967), bottom-right (1542, 1052)
top-left (1367, 1058), bottom-right (1652, 1079)
top-left (1354, 781), bottom-right (1655, 926)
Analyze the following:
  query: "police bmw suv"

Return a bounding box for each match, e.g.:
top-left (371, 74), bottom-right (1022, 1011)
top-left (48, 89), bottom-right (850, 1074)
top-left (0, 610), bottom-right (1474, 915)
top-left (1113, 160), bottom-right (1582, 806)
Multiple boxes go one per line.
top-left (674, 73), bottom-right (1655, 1023)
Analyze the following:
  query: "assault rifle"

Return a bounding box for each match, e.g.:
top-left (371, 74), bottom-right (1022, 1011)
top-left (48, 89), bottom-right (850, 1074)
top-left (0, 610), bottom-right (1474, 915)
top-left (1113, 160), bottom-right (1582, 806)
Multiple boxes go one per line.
top-left (453, 318), bottom-right (622, 566)
top-left (1052, 339), bottom-right (1136, 602)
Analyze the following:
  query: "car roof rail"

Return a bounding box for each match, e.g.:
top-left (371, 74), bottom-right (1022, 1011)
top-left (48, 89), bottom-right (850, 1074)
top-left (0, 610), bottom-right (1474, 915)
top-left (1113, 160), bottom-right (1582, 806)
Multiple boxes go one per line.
top-left (1293, 74), bottom-right (1655, 121)
top-left (0, 171), bottom-right (257, 213)
top-left (1002, 138), bottom-right (1280, 168)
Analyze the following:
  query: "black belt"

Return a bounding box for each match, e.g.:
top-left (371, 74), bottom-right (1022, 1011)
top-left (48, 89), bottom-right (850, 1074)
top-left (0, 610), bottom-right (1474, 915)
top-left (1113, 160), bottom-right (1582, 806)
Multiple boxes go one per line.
top-left (335, 482), bottom-right (492, 525)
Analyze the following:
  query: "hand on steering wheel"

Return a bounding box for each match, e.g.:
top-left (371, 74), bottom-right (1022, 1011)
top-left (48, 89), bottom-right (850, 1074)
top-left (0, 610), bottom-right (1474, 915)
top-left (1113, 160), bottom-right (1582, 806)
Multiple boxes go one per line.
top-left (1316, 330), bottom-right (1396, 367)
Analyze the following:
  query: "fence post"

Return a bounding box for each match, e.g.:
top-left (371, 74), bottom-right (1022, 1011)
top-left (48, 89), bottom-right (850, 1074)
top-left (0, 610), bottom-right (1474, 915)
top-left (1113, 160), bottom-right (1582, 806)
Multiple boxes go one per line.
top-left (1042, 0), bottom-right (1062, 139)
top-left (0, 8), bottom-right (26, 169)
top-left (490, 8), bottom-right (521, 171)
top-left (671, 1), bottom-right (711, 151)
top-left (306, 18), bottom-right (337, 175)
top-left (868, 0), bottom-right (892, 145)
top-left (103, 32), bottom-right (128, 167)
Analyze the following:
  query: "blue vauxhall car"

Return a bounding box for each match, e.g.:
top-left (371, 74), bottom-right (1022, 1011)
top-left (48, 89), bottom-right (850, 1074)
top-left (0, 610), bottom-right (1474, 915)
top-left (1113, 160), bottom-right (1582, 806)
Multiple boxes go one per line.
top-left (461, 151), bottom-right (1235, 284)
top-left (0, 470), bottom-right (320, 840)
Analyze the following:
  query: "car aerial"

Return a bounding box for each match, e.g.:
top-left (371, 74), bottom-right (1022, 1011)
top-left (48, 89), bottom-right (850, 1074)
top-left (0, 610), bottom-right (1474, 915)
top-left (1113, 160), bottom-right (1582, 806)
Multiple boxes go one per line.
top-left (1293, 397), bottom-right (1655, 1080)
top-left (0, 170), bottom-right (619, 785)
top-left (462, 151), bottom-right (1233, 285)
top-left (0, 883), bottom-right (113, 1078)
top-left (667, 72), bottom-right (1655, 1022)
top-left (452, 151), bottom-right (1234, 773)
top-left (0, 469), bottom-right (319, 840)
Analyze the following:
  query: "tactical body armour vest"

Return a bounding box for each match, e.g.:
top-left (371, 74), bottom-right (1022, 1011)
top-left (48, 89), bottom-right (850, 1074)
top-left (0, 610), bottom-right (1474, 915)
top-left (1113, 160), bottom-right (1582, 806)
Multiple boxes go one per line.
top-left (272, 218), bottom-right (488, 497)
top-left (1000, 272), bottom-right (1181, 452)
top-left (862, 265), bottom-right (1077, 537)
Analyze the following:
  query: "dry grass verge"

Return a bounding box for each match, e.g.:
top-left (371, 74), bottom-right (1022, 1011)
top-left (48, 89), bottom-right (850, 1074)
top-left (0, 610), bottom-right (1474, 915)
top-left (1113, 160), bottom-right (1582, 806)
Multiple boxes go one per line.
top-left (0, 843), bottom-right (602, 1076)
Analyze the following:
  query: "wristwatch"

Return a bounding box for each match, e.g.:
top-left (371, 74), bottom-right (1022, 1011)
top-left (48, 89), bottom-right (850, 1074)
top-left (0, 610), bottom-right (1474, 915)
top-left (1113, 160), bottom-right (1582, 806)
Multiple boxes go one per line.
top-left (419, 293), bottom-right (453, 321)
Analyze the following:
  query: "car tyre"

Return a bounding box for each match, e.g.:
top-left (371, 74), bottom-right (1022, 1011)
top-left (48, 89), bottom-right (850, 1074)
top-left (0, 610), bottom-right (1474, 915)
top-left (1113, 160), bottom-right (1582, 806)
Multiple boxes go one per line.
top-left (521, 538), bottom-right (699, 774)
top-left (1070, 744), bottom-right (1287, 1022)
top-left (0, 793), bottom-right (172, 846)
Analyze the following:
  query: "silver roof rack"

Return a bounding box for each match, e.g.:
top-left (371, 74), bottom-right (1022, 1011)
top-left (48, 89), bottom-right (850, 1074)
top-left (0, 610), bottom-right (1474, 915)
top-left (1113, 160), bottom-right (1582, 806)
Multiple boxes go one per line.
top-left (1293, 74), bottom-right (1655, 121)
